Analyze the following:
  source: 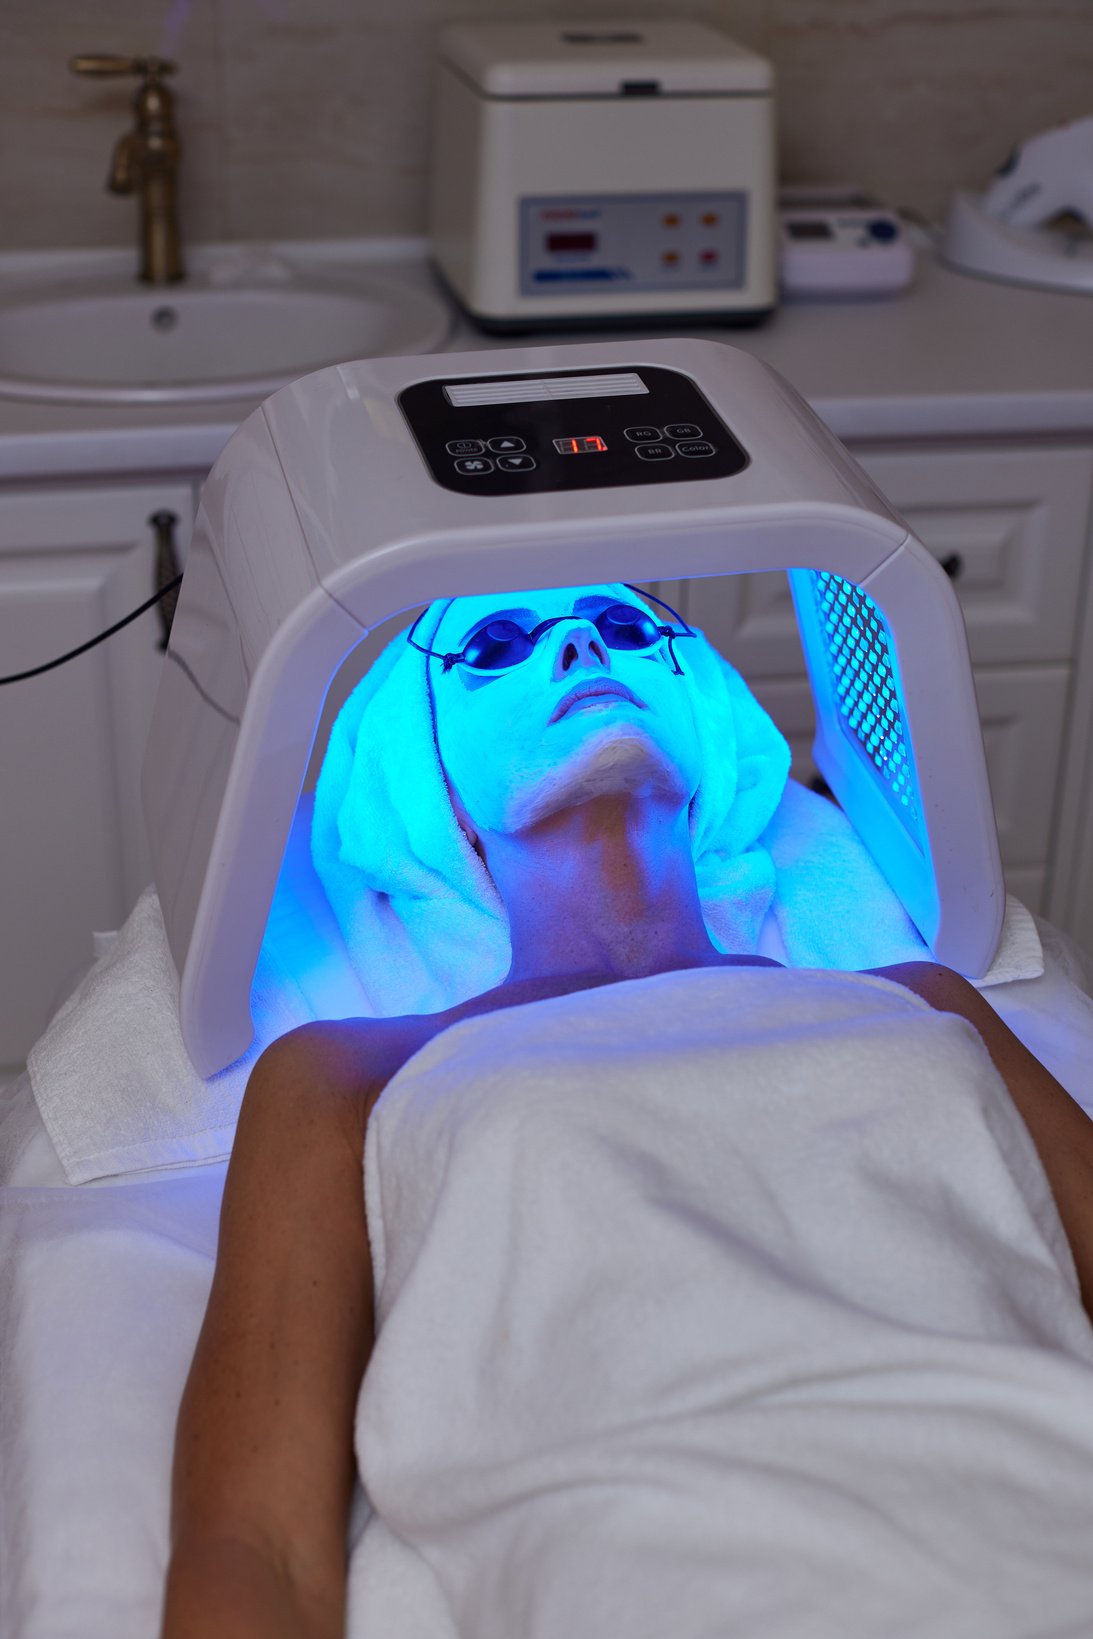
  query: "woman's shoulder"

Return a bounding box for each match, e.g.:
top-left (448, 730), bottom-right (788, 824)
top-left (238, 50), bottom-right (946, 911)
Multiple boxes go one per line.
top-left (259, 1011), bottom-right (445, 1105)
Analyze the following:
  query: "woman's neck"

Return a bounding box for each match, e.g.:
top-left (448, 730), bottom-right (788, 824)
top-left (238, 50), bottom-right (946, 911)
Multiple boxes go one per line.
top-left (479, 794), bottom-right (723, 985)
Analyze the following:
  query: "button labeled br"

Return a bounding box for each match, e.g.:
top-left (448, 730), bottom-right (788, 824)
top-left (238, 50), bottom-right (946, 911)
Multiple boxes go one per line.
top-left (496, 454), bottom-right (536, 472)
top-left (635, 444), bottom-right (675, 461)
top-left (454, 456), bottom-right (494, 475)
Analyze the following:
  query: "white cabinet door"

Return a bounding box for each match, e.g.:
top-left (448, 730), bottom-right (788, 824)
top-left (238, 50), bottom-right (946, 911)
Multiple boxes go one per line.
top-left (854, 445), bottom-right (1093, 665)
top-left (0, 483), bottom-right (194, 1073)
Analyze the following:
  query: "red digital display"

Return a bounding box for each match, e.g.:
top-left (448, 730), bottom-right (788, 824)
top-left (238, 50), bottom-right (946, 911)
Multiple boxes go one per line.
top-left (553, 435), bottom-right (609, 455)
top-left (547, 232), bottom-right (599, 252)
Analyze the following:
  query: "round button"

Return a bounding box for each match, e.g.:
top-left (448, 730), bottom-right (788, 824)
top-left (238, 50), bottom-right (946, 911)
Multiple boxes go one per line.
top-left (625, 426), bottom-right (663, 442)
top-left (676, 440), bottom-right (716, 458)
top-left (488, 436), bottom-right (526, 453)
top-left (496, 453), bottom-right (537, 472)
top-left (446, 439), bottom-right (485, 456)
top-left (453, 456), bottom-right (494, 475)
top-left (663, 423), bottom-right (702, 440)
top-left (868, 217), bottom-right (899, 242)
top-left (635, 444), bottom-right (675, 461)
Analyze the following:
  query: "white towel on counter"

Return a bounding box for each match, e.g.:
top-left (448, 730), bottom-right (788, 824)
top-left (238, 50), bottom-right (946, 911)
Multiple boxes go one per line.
top-left (350, 966), bottom-right (1093, 1639)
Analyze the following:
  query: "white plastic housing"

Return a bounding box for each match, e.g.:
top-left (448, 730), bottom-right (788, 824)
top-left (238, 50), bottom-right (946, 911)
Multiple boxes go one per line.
top-left (428, 22), bottom-right (776, 324)
top-left (142, 338), bottom-right (1004, 1076)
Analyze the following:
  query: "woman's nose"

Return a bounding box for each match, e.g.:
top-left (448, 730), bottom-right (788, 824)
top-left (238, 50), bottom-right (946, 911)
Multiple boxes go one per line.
top-left (549, 620), bottom-right (610, 678)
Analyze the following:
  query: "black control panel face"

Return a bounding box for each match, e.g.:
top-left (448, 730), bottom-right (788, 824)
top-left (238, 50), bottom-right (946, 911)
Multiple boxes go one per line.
top-left (397, 365), bottom-right (749, 497)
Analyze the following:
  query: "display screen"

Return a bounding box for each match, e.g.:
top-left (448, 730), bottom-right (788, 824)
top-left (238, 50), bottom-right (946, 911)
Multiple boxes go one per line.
top-left (553, 435), bottom-right (609, 455)
top-left (547, 232), bottom-right (598, 253)
top-left (445, 372), bottom-right (647, 408)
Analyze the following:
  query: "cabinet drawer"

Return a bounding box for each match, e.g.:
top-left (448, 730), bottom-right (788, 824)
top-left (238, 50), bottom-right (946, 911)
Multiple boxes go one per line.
top-left (682, 444), bottom-right (1093, 677)
top-left (855, 445), bottom-right (1093, 665)
top-left (746, 663), bottom-right (1068, 874)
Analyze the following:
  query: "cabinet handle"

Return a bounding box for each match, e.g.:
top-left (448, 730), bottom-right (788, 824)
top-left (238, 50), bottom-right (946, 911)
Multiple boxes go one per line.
top-left (149, 509), bottom-right (181, 649)
top-left (940, 552), bottom-right (963, 581)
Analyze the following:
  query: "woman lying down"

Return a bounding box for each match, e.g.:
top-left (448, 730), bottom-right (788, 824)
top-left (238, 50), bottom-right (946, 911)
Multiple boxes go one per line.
top-left (162, 586), bottom-right (1093, 1639)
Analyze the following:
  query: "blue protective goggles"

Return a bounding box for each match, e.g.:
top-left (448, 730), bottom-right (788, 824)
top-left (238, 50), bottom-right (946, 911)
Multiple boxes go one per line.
top-left (407, 585), bottom-right (695, 676)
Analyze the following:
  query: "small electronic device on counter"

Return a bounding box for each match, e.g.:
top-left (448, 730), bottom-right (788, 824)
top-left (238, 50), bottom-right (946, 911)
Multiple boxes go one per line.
top-left (778, 186), bottom-right (916, 297)
top-left (427, 20), bottom-right (777, 330)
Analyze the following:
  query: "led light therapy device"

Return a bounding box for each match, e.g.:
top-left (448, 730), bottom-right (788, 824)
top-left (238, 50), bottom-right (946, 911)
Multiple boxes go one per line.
top-left (143, 338), bottom-right (1003, 1076)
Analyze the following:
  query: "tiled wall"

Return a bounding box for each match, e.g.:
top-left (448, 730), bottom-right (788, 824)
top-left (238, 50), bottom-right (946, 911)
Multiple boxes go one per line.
top-left (2, 0), bottom-right (1089, 252)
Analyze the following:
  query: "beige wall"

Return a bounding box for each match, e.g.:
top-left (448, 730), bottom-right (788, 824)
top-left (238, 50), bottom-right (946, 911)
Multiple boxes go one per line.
top-left (1, 0), bottom-right (1090, 253)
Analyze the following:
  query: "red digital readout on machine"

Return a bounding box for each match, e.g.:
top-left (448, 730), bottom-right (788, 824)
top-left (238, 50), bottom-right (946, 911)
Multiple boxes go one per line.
top-left (547, 232), bottom-right (598, 252)
top-left (553, 435), bottom-right (609, 455)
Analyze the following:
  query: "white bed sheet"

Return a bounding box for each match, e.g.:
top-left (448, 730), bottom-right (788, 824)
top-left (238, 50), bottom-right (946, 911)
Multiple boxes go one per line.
top-left (2, 926), bottom-right (1092, 1639)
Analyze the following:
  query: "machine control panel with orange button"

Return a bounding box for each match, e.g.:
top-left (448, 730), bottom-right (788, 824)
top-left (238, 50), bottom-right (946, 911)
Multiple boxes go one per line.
top-left (518, 193), bottom-right (747, 296)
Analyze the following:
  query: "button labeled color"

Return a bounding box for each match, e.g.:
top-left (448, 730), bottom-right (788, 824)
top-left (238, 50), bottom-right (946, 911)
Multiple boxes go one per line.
top-left (676, 441), bottom-right (716, 458)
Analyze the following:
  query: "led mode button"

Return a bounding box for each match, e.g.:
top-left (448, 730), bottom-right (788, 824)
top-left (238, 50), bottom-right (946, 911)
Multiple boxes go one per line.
top-left (676, 440), bottom-right (716, 458)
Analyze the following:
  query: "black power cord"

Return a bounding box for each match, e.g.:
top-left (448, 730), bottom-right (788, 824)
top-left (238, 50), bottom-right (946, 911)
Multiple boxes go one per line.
top-left (0, 573), bottom-right (184, 686)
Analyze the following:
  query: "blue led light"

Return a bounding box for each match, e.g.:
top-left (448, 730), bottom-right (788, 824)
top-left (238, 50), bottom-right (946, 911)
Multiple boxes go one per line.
top-left (809, 572), bottom-right (921, 837)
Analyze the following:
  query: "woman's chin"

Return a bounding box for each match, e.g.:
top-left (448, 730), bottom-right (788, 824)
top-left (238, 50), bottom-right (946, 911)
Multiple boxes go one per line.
top-left (497, 727), bottom-right (692, 833)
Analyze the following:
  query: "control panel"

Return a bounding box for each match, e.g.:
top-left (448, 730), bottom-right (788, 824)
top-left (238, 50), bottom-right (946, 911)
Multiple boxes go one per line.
top-left (518, 193), bottom-right (748, 297)
top-left (398, 364), bottom-right (749, 497)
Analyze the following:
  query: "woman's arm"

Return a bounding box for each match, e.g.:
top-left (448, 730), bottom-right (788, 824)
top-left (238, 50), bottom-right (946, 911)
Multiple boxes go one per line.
top-left (161, 1023), bottom-right (380, 1639)
top-left (876, 961), bottom-right (1093, 1319)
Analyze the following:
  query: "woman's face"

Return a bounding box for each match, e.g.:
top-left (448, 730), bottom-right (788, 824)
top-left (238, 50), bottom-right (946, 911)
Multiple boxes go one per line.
top-left (428, 586), bottom-right (703, 838)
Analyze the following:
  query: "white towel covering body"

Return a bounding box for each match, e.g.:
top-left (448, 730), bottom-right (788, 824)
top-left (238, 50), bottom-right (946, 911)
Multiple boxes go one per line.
top-left (351, 966), bottom-right (1093, 1639)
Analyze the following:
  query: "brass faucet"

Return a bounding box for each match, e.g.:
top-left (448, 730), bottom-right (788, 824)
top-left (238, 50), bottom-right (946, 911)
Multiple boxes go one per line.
top-left (70, 54), bottom-right (183, 284)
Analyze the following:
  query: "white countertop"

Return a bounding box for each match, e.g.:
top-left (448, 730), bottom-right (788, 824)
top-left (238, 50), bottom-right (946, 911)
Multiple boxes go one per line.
top-left (1, 237), bottom-right (1091, 482)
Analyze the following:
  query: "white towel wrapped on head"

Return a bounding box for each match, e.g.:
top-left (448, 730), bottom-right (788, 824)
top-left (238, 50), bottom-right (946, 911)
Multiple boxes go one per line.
top-left (313, 589), bottom-right (795, 1015)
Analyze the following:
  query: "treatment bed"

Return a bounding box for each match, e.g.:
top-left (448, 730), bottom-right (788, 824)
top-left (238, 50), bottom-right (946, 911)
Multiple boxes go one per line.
top-left (3, 338), bottom-right (1093, 1638)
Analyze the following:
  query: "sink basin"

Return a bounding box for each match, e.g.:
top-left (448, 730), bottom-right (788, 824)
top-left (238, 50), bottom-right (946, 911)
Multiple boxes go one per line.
top-left (0, 275), bottom-right (452, 404)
